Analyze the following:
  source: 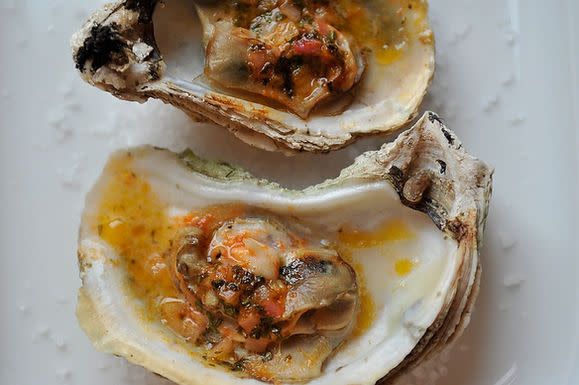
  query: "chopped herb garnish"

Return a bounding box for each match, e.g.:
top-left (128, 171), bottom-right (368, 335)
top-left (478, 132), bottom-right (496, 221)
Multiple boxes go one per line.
top-left (208, 312), bottom-right (222, 333)
top-left (250, 21), bottom-right (262, 33)
top-left (300, 15), bottom-right (313, 25)
top-left (250, 326), bottom-right (262, 339)
top-left (304, 31), bottom-right (319, 40)
top-left (263, 10), bottom-right (272, 22)
top-left (223, 303), bottom-right (239, 318)
top-left (327, 29), bottom-right (336, 41)
top-left (233, 359), bottom-right (247, 371)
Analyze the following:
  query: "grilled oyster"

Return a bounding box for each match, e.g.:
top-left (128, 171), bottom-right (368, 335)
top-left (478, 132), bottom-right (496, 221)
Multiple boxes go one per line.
top-left (77, 112), bottom-right (492, 384)
top-left (71, 0), bottom-right (434, 153)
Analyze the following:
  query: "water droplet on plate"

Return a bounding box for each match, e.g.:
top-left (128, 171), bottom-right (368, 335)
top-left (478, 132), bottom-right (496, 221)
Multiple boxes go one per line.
top-left (508, 116), bottom-right (525, 126)
top-left (498, 231), bottom-right (518, 250)
top-left (503, 274), bottom-right (525, 289)
top-left (483, 95), bottom-right (500, 112)
top-left (19, 304), bottom-right (30, 315)
top-left (498, 302), bottom-right (511, 311)
top-left (56, 369), bottom-right (72, 382)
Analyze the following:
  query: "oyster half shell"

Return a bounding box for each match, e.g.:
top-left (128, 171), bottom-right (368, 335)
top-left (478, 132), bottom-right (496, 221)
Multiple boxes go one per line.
top-left (77, 112), bottom-right (492, 384)
top-left (71, 0), bottom-right (435, 153)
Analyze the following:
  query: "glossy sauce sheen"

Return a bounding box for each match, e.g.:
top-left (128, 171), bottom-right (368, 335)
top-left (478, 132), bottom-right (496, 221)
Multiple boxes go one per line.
top-left (90, 154), bottom-right (423, 375)
top-left (335, 0), bottom-right (431, 63)
top-left (211, 0), bottom-right (430, 64)
top-left (201, 0), bottom-right (431, 117)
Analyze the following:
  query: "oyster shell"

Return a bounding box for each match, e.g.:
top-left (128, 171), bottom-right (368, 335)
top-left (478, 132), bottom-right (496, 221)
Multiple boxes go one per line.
top-left (71, 0), bottom-right (435, 153)
top-left (77, 112), bottom-right (492, 384)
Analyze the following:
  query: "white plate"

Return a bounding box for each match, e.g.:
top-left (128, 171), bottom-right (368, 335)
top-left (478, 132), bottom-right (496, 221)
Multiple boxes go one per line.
top-left (0, 1), bottom-right (577, 384)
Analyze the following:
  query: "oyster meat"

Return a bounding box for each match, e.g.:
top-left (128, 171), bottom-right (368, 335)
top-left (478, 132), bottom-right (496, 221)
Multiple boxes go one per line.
top-left (77, 112), bottom-right (493, 384)
top-left (71, 0), bottom-right (435, 152)
top-left (197, 1), bottom-right (366, 118)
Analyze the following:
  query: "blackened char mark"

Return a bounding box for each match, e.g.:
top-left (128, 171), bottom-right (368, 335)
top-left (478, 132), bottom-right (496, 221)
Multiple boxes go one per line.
top-left (280, 257), bottom-right (333, 285)
top-left (275, 57), bottom-right (295, 98)
top-left (428, 111), bottom-right (444, 125)
top-left (75, 23), bottom-right (126, 72)
top-left (275, 56), bottom-right (304, 98)
top-left (303, 256), bottom-right (332, 273)
top-left (441, 126), bottom-right (455, 145)
top-left (421, 197), bottom-right (446, 230)
top-left (124, 0), bottom-right (162, 60)
top-left (387, 166), bottom-right (447, 230)
top-left (279, 261), bottom-right (303, 284)
top-left (388, 165), bottom-right (405, 188)
top-left (232, 265), bottom-right (265, 294)
top-left (124, 0), bottom-right (158, 24)
top-left (436, 160), bottom-right (447, 174)
top-left (428, 112), bottom-right (455, 145)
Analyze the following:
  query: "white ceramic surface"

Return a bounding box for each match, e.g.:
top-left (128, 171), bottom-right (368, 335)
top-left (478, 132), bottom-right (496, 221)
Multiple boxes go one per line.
top-left (0, 1), bottom-right (577, 384)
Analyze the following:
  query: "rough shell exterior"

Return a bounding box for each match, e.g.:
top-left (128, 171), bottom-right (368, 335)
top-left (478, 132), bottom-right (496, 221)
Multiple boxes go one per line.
top-left (76, 112), bottom-right (493, 384)
top-left (71, 0), bottom-right (435, 153)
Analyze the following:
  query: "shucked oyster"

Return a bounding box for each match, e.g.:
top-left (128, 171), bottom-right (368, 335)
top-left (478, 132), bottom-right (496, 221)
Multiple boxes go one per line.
top-left (167, 216), bottom-right (359, 380)
top-left (196, 1), bottom-right (365, 118)
top-left (71, 0), bottom-right (434, 152)
top-left (77, 112), bottom-right (493, 384)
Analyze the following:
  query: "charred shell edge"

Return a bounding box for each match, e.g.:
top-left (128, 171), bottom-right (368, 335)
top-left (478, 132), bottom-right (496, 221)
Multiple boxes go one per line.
top-left (175, 111), bottom-right (493, 383)
top-left (71, 0), bottom-right (434, 153)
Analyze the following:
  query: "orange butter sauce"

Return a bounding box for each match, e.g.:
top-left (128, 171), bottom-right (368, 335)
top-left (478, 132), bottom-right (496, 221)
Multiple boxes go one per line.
top-left (335, 0), bottom-right (431, 64)
top-left (94, 154), bottom-right (176, 307)
top-left (338, 217), bottom-right (421, 335)
top-left (223, 0), bottom-right (430, 66)
top-left (91, 154), bottom-right (422, 354)
top-left (337, 246), bottom-right (376, 338)
top-left (338, 217), bottom-right (415, 247)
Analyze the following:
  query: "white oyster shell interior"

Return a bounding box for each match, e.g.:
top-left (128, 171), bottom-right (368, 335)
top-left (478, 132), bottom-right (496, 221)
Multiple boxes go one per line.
top-left (77, 113), bottom-right (493, 385)
top-left (71, 0), bottom-right (435, 153)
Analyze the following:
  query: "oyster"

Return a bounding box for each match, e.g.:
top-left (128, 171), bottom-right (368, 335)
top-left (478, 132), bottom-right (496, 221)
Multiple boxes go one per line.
top-left (77, 112), bottom-right (492, 384)
top-left (71, 0), bottom-right (435, 153)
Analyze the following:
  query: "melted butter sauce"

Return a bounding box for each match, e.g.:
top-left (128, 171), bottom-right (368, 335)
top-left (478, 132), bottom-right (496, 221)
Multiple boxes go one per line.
top-left (394, 258), bottom-right (415, 276)
top-left (336, 247), bottom-right (375, 338)
top-left (337, 0), bottom-right (431, 64)
top-left (219, 0), bottom-right (430, 66)
top-left (95, 154), bottom-right (176, 311)
top-left (94, 155), bottom-right (248, 343)
top-left (93, 154), bottom-right (418, 364)
top-left (338, 217), bottom-right (421, 336)
top-left (339, 218), bottom-right (420, 278)
top-left (95, 160), bottom-right (213, 357)
top-left (338, 218), bottom-right (415, 248)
